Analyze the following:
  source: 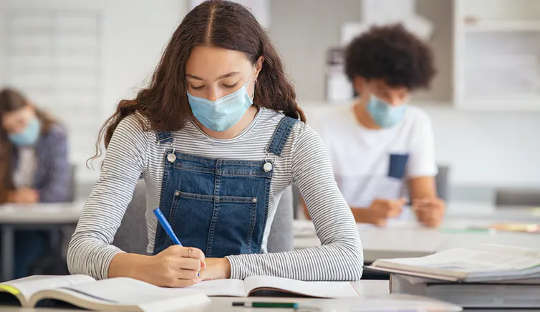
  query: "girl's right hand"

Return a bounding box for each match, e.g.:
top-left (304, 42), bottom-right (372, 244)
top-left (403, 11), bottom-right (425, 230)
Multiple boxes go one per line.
top-left (144, 245), bottom-right (206, 287)
top-left (109, 246), bottom-right (207, 288)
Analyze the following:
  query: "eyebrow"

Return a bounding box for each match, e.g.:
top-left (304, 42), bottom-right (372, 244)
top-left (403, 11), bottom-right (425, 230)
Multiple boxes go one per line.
top-left (186, 72), bottom-right (240, 81)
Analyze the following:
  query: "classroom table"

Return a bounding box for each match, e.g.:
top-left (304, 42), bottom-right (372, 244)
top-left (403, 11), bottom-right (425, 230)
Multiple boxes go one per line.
top-left (0, 279), bottom-right (536, 311)
top-left (0, 280), bottom-right (465, 312)
top-left (294, 201), bottom-right (540, 262)
top-left (0, 201), bottom-right (84, 281)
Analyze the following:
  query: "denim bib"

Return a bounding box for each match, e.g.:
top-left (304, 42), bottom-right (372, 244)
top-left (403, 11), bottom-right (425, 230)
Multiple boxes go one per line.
top-left (153, 116), bottom-right (298, 257)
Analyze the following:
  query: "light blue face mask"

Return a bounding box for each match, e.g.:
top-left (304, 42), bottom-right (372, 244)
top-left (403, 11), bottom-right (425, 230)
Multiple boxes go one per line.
top-left (187, 81), bottom-right (254, 132)
top-left (366, 95), bottom-right (407, 128)
top-left (8, 117), bottom-right (41, 146)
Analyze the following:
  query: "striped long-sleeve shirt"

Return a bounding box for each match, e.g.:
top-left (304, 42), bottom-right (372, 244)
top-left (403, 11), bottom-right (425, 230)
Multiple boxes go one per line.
top-left (67, 107), bottom-right (363, 280)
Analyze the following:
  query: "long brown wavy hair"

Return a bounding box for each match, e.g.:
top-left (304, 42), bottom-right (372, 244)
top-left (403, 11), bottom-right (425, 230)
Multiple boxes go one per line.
top-left (91, 0), bottom-right (304, 163)
top-left (0, 88), bottom-right (57, 203)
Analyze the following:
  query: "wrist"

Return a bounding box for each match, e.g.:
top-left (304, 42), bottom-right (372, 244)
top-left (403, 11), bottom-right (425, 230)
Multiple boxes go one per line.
top-left (201, 257), bottom-right (231, 280)
top-left (222, 257), bottom-right (231, 278)
top-left (109, 252), bottom-right (149, 280)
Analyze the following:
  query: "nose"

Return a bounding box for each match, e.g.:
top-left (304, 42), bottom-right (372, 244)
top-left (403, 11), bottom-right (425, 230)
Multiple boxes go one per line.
top-left (206, 87), bottom-right (225, 102)
top-left (388, 94), bottom-right (405, 107)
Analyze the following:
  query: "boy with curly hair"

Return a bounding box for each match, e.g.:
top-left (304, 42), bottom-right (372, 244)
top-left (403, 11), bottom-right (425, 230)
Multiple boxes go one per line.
top-left (309, 24), bottom-right (445, 227)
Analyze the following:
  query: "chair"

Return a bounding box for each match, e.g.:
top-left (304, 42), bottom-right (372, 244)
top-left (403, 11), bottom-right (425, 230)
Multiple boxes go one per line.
top-left (113, 181), bottom-right (295, 254)
top-left (113, 180), bottom-right (148, 254)
top-left (495, 188), bottom-right (540, 207)
top-left (267, 186), bottom-right (294, 253)
top-left (435, 165), bottom-right (450, 201)
top-left (67, 164), bottom-right (77, 202)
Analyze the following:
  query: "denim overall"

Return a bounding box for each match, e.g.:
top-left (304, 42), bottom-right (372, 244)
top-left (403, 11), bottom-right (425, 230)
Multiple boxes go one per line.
top-left (153, 116), bottom-right (298, 257)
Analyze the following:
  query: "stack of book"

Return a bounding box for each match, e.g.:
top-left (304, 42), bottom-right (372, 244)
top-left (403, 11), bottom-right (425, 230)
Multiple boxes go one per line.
top-left (367, 245), bottom-right (540, 308)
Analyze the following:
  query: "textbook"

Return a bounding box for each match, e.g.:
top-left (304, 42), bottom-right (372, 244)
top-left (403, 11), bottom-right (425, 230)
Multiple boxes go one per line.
top-left (0, 275), bottom-right (209, 311)
top-left (190, 275), bottom-right (360, 298)
top-left (367, 245), bottom-right (540, 282)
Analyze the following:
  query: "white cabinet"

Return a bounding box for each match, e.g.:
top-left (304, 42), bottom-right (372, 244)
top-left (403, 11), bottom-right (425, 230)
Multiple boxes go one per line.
top-left (453, 0), bottom-right (540, 110)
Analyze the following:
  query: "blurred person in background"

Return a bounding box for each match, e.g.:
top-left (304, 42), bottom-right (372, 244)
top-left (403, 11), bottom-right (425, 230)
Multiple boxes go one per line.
top-left (0, 87), bottom-right (70, 277)
top-left (307, 24), bottom-right (445, 228)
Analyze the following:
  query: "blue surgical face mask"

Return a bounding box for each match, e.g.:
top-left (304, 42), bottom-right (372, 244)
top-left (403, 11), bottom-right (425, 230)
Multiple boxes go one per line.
top-left (187, 81), bottom-right (254, 132)
top-left (8, 117), bottom-right (41, 146)
top-left (366, 95), bottom-right (407, 128)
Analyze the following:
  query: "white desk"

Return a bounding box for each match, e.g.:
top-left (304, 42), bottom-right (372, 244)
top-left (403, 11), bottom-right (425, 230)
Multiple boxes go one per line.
top-left (0, 280), bottom-right (465, 312)
top-left (295, 202), bottom-right (540, 262)
top-left (0, 201), bottom-right (83, 281)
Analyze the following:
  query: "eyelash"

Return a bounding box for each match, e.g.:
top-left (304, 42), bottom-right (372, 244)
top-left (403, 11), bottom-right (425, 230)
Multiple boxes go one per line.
top-left (190, 83), bottom-right (238, 90)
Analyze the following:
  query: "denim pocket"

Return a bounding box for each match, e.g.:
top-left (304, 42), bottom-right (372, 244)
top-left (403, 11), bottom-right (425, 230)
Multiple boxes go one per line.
top-left (388, 153), bottom-right (409, 179)
top-left (210, 195), bottom-right (258, 256)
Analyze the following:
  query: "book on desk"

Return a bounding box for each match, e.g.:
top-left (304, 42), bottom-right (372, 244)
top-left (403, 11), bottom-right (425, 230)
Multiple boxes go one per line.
top-left (0, 274), bottom-right (361, 311)
top-left (367, 245), bottom-right (540, 308)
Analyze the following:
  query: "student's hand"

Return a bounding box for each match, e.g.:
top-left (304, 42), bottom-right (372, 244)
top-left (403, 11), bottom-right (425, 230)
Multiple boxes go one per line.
top-left (144, 246), bottom-right (206, 287)
top-left (199, 258), bottom-right (231, 281)
top-left (412, 197), bottom-right (445, 228)
top-left (9, 188), bottom-right (39, 204)
top-left (352, 198), bottom-right (406, 226)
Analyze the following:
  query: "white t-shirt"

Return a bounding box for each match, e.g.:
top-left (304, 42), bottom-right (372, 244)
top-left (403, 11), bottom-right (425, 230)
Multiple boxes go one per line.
top-left (307, 104), bottom-right (437, 208)
top-left (13, 147), bottom-right (37, 188)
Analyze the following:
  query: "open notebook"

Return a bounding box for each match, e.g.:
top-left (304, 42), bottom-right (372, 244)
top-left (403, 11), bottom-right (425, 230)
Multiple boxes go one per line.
top-left (368, 245), bottom-right (540, 282)
top-left (189, 275), bottom-right (359, 298)
top-left (0, 275), bottom-right (209, 311)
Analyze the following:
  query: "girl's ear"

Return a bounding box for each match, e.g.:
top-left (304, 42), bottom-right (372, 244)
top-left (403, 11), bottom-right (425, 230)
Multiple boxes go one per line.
top-left (254, 55), bottom-right (264, 80)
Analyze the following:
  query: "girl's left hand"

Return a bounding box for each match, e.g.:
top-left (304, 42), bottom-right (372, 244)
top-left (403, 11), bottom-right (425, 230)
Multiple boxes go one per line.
top-left (199, 258), bottom-right (231, 280)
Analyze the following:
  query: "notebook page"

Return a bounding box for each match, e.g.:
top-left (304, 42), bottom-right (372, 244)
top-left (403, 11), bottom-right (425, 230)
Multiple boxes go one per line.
top-left (187, 279), bottom-right (246, 296)
top-left (35, 277), bottom-right (208, 311)
top-left (378, 246), bottom-right (540, 274)
top-left (244, 276), bottom-right (358, 298)
top-left (1, 275), bottom-right (94, 301)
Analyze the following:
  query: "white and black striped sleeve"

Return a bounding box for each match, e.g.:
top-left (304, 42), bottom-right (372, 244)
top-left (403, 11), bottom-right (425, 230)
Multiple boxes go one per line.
top-left (67, 115), bottom-right (148, 279)
top-left (225, 123), bottom-right (364, 280)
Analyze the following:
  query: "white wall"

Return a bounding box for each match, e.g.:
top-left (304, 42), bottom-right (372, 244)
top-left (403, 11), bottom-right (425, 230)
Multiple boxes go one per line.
top-left (420, 104), bottom-right (540, 188)
top-left (98, 0), bottom-right (187, 182)
top-left (101, 0), bottom-right (187, 119)
top-left (1, 0), bottom-right (187, 184)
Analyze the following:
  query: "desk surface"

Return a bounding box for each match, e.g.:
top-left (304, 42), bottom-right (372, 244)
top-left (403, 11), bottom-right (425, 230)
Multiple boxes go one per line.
top-left (0, 280), bottom-right (463, 312)
top-left (295, 202), bottom-right (540, 262)
top-left (0, 201), bottom-right (83, 224)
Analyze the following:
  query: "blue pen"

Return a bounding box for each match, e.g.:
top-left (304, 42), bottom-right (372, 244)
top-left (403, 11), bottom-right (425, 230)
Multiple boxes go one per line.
top-left (153, 207), bottom-right (183, 246)
top-left (153, 207), bottom-right (202, 277)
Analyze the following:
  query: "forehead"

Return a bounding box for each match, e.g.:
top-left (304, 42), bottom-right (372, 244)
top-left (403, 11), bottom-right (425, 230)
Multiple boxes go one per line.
top-left (372, 79), bottom-right (408, 93)
top-left (2, 106), bottom-right (32, 124)
top-left (185, 45), bottom-right (252, 78)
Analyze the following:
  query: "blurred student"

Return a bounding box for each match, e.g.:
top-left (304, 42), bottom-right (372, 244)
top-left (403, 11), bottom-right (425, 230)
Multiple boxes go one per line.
top-left (0, 87), bottom-right (70, 277)
top-left (308, 24), bottom-right (445, 227)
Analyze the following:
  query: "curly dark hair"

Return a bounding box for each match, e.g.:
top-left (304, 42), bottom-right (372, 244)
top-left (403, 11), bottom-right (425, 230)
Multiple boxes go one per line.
top-left (345, 23), bottom-right (436, 90)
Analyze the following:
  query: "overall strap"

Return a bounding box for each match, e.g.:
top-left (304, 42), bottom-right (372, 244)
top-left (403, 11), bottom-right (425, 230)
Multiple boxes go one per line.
top-left (266, 116), bottom-right (298, 157)
top-left (156, 131), bottom-right (173, 144)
